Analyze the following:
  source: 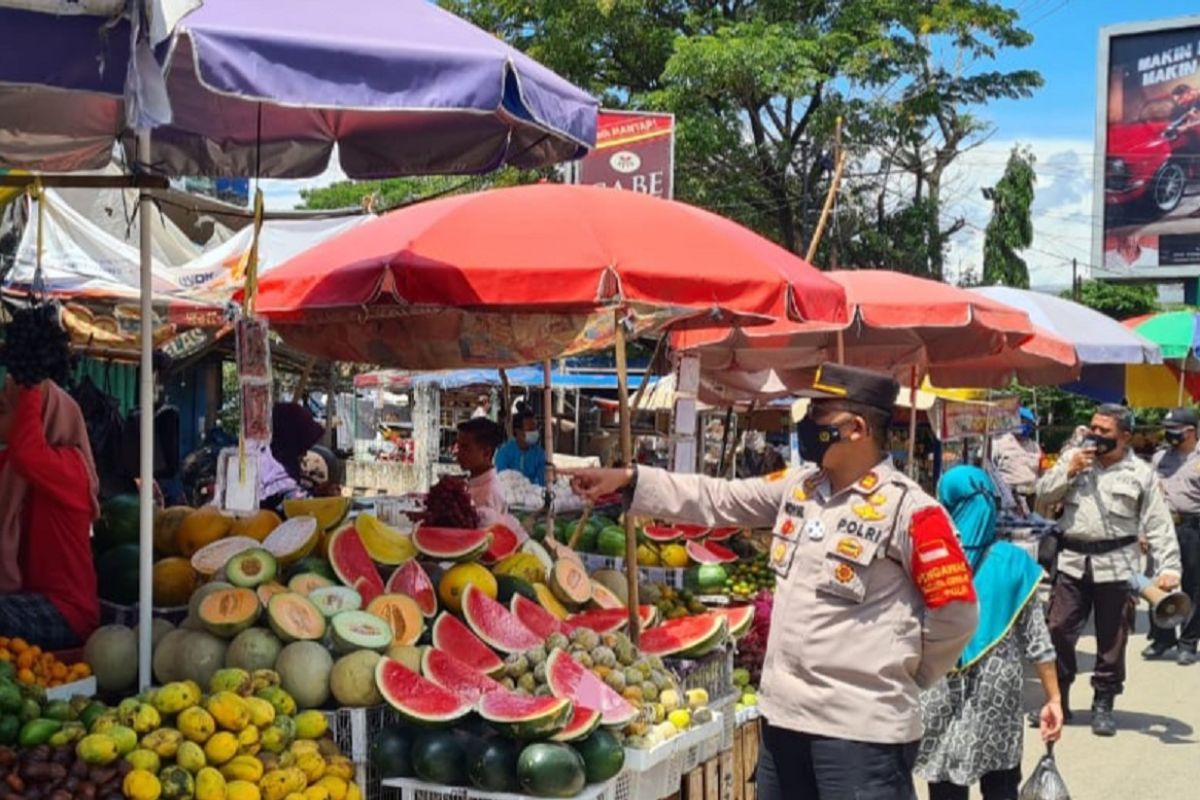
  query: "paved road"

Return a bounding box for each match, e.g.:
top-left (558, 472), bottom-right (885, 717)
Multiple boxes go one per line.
top-left (919, 605), bottom-right (1200, 798)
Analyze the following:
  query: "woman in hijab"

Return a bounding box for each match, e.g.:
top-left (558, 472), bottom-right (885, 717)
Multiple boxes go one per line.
top-left (0, 379), bottom-right (100, 649)
top-left (916, 465), bottom-right (1063, 800)
top-left (271, 402), bottom-right (326, 483)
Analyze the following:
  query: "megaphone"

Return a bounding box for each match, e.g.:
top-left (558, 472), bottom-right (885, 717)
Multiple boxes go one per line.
top-left (1130, 574), bottom-right (1193, 629)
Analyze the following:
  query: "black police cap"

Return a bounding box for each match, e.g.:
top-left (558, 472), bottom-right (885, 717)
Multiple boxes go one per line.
top-left (798, 363), bottom-right (900, 415)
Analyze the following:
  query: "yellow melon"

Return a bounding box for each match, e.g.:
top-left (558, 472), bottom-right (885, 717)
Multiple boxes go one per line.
top-left (177, 507), bottom-right (234, 558)
top-left (154, 507), bottom-right (193, 557)
top-left (153, 557), bottom-right (198, 608)
top-left (231, 510), bottom-right (282, 543)
top-left (282, 497), bottom-right (351, 533)
top-left (353, 515), bottom-right (416, 565)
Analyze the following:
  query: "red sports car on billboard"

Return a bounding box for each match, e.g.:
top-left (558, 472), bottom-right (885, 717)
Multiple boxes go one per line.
top-left (1106, 98), bottom-right (1200, 219)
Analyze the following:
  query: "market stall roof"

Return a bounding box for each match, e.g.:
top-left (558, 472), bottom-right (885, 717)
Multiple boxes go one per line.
top-left (355, 367), bottom-right (657, 392)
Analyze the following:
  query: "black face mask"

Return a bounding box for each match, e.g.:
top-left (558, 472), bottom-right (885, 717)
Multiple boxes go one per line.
top-left (1166, 429), bottom-right (1189, 447)
top-left (1085, 433), bottom-right (1118, 456)
top-left (797, 418), bottom-right (843, 465)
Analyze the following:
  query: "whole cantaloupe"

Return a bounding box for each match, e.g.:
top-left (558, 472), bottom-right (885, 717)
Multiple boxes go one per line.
top-left (275, 641), bottom-right (333, 710)
top-left (153, 557), bottom-right (198, 607)
top-left (177, 507), bottom-right (234, 557)
top-left (154, 506), bottom-right (192, 556)
top-left (84, 625), bottom-right (138, 693)
top-left (225, 628), bottom-right (283, 672)
top-left (153, 628), bottom-right (192, 684)
top-left (330, 650), bottom-right (383, 707)
top-left (231, 510), bottom-right (282, 542)
top-left (137, 617), bottom-right (176, 650)
top-left (177, 631), bottom-right (228, 688)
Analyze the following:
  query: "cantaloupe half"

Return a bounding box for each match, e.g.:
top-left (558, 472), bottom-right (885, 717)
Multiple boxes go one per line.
top-left (366, 594), bottom-right (425, 648)
top-left (548, 559), bottom-right (591, 607)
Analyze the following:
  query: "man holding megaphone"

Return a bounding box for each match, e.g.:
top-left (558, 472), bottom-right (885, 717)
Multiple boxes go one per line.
top-left (1145, 408), bottom-right (1200, 665)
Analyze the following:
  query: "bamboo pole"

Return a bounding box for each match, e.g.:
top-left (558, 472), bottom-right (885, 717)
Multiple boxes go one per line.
top-left (615, 311), bottom-right (641, 643)
top-left (804, 117), bottom-right (846, 263)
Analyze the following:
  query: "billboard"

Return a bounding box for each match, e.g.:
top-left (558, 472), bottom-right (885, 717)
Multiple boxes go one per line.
top-left (1096, 17), bottom-right (1200, 280)
top-left (575, 110), bottom-right (674, 198)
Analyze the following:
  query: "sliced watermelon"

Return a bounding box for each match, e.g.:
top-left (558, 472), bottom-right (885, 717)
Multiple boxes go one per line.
top-left (551, 705), bottom-right (603, 743)
top-left (686, 540), bottom-right (737, 565)
top-left (328, 527), bottom-right (385, 603)
top-left (421, 648), bottom-right (503, 705)
top-left (462, 584), bottom-right (542, 654)
top-left (385, 560), bottom-right (438, 617)
top-left (702, 541), bottom-right (739, 563)
top-left (512, 595), bottom-right (575, 639)
top-left (638, 613), bottom-right (729, 658)
top-left (375, 656), bottom-right (473, 726)
top-left (714, 605), bottom-right (754, 638)
top-left (566, 608), bottom-right (629, 635)
top-left (430, 612), bottom-right (505, 677)
top-left (477, 692), bottom-right (573, 740)
top-left (412, 526), bottom-right (492, 562)
top-left (639, 605), bottom-right (660, 630)
top-left (679, 524), bottom-right (708, 540)
top-left (545, 649), bottom-right (638, 727)
top-left (706, 526), bottom-right (740, 542)
top-left (642, 525), bottom-right (683, 543)
top-left (479, 523), bottom-right (521, 565)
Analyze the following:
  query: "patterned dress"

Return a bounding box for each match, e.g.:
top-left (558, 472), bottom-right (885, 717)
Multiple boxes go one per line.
top-left (915, 597), bottom-right (1055, 785)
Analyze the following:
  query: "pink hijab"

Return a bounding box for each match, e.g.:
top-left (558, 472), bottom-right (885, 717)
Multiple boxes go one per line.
top-left (0, 379), bottom-right (100, 592)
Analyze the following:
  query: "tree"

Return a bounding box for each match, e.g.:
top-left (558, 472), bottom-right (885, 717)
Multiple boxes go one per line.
top-left (1066, 280), bottom-right (1159, 321)
top-left (297, 167), bottom-right (548, 211)
top-left (443, 0), bottom-right (1042, 266)
top-left (981, 146), bottom-right (1036, 287)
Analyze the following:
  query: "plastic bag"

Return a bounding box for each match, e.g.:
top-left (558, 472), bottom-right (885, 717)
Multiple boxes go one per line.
top-left (1019, 744), bottom-right (1071, 800)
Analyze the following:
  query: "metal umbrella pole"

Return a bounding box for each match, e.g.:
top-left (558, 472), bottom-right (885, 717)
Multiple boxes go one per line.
top-left (614, 310), bottom-right (640, 643)
top-left (544, 359), bottom-right (556, 537)
top-left (136, 130), bottom-right (155, 690)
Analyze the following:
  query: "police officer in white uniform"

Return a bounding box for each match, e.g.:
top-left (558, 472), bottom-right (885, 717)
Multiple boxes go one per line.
top-left (566, 364), bottom-right (978, 800)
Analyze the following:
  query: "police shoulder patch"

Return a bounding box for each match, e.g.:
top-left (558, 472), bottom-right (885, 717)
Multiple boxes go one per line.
top-left (909, 505), bottom-right (975, 609)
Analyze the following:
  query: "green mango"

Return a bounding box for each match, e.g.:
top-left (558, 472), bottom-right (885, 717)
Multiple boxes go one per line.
top-left (18, 718), bottom-right (62, 748)
top-left (19, 697), bottom-right (41, 723)
top-left (43, 700), bottom-right (73, 722)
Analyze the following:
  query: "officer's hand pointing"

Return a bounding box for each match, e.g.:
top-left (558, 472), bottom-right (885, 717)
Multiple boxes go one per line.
top-left (563, 468), bottom-right (633, 502)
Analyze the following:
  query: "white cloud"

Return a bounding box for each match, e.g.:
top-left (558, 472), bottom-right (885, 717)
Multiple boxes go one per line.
top-left (940, 136), bottom-right (1096, 292)
top-left (259, 157), bottom-right (349, 211)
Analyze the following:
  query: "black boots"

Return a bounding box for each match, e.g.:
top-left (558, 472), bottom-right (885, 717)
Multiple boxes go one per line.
top-left (1091, 693), bottom-right (1117, 737)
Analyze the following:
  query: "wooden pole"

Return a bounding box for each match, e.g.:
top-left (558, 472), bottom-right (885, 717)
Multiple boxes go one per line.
top-left (1179, 358), bottom-right (1187, 406)
top-left (907, 365), bottom-right (919, 479)
top-left (0, 173), bottom-right (169, 189)
top-left (615, 311), bottom-right (641, 643)
top-left (804, 117), bottom-right (846, 263)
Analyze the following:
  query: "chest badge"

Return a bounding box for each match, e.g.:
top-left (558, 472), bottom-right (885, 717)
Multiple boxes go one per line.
top-left (834, 563), bottom-right (856, 584)
top-left (805, 519), bottom-right (826, 541)
top-left (852, 502), bottom-right (887, 522)
top-left (779, 517), bottom-right (797, 537)
top-left (836, 537), bottom-right (864, 559)
top-left (857, 471), bottom-right (880, 492)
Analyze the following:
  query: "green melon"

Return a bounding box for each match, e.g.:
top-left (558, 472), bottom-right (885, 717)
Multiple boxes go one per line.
top-left (83, 625), bottom-right (138, 693)
top-left (224, 628), bottom-right (284, 672)
top-left (596, 527), bottom-right (626, 558)
top-left (275, 641), bottom-right (333, 710)
top-left (153, 628), bottom-right (193, 684)
top-left (177, 631), bottom-right (229, 689)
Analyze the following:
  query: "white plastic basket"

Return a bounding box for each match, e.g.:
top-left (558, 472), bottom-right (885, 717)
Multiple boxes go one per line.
top-left (324, 704), bottom-right (402, 800)
top-left (578, 554), bottom-right (686, 590)
top-left (714, 695), bottom-right (738, 753)
top-left (380, 777), bottom-right (616, 800)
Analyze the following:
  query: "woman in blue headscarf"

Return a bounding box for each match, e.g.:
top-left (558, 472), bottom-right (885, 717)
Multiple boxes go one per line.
top-left (916, 465), bottom-right (1063, 800)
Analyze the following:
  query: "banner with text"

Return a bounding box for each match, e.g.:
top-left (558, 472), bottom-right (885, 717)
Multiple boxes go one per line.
top-left (576, 111), bottom-right (675, 199)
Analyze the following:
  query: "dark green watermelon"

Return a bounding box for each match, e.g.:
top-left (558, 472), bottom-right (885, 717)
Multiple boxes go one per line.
top-left (411, 731), bottom-right (467, 786)
top-left (96, 544), bottom-right (140, 604)
top-left (495, 575), bottom-right (538, 605)
top-left (370, 726), bottom-right (415, 778)
top-left (289, 556), bottom-right (336, 582)
top-left (94, 494), bottom-right (140, 553)
top-left (518, 743), bottom-right (587, 797)
top-left (572, 729), bottom-right (625, 783)
top-left (468, 737), bottom-right (521, 792)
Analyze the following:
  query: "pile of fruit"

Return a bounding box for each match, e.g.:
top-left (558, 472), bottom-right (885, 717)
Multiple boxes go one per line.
top-left (638, 585), bottom-right (707, 622)
top-left (0, 640), bottom-right (91, 689)
top-left (720, 553), bottom-right (775, 600)
top-left (731, 668), bottom-right (759, 715)
top-left (732, 591), bottom-right (773, 686)
top-left (0, 672), bottom-right (93, 749)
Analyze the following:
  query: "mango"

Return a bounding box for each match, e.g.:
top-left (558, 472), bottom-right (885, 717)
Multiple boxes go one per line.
top-left (77, 733), bottom-right (121, 765)
top-left (126, 748), bottom-right (162, 774)
top-left (254, 687), bottom-right (296, 718)
top-left (204, 731), bottom-right (240, 766)
top-left (47, 721), bottom-right (86, 747)
top-left (195, 767), bottom-right (227, 800)
top-left (346, 783), bottom-right (362, 800)
top-left (292, 710), bottom-right (327, 741)
top-left (323, 756), bottom-right (354, 782)
top-left (315, 776), bottom-right (348, 800)
top-left (108, 724), bottom-right (139, 755)
top-left (238, 724), bottom-right (261, 755)
top-left (227, 780), bottom-right (262, 800)
top-left (259, 768), bottom-right (306, 800)
top-left (160, 765), bottom-right (196, 800)
top-left (211, 668), bottom-right (253, 696)
top-left (123, 768), bottom-right (163, 800)
top-left (260, 724), bottom-right (290, 755)
top-left (245, 696), bottom-right (277, 728)
top-left (154, 681), bottom-right (202, 715)
top-left (178, 706), bottom-right (217, 743)
top-left (177, 740), bottom-right (207, 773)
top-left (304, 788), bottom-right (331, 800)
top-left (91, 713), bottom-right (119, 734)
top-left (208, 692), bottom-right (252, 732)
top-left (295, 751), bottom-right (326, 783)
top-left (220, 754), bottom-right (264, 783)
top-left (251, 669), bottom-right (281, 693)
top-left (142, 728), bottom-right (185, 759)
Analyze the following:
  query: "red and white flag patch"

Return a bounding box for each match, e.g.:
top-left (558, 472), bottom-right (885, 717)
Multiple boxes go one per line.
top-left (909, 506), bottom-right (976, 609)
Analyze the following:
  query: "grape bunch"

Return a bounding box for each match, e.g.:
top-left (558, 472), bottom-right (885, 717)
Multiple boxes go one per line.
top-left (1, 304), bottom-right (73, 388)
top-left (425, 475), bottom-right (479, 528)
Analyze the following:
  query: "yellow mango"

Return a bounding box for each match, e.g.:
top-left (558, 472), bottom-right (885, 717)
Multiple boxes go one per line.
top-left (289, 740), bottom-right (319, 756)
top-left (304, 789), bottom-right (331, 800)
top-left (176, 740), bottom-right (208, 774)
top-left (178, 707), bottom-right (218, 743)
top-left (322, 756), bottom-right (354, 782)
top-left (90, 714), bottom-right (119, 735)
top-left (154, 682), bottom-right (201, 715)
top-left (208, 692), bottom-right (252, 732)
top-left (227, 780), bottom-right (262, 800)
top-left (205, 731), bottom-right (241, 766)
top-left (221, 754), bottom-right (265, 783)
top-left (125, 748), bottom-right (161, 774)
top-left (123, 768), bottom-right (163, 800)
top-left (195, 767), bottom-right (228, 800)
top-left (77, 734), bottom-right (120, 766)
top-left (254, 687), bottom-right (296, 718)
top-left (108, 725), bottom-right (139, 756)
top-left (345, 783), bottom-right (362, 800)
top-left (245, 697), bottom-right (276, 728)
top-left (260, 768), bottom-right (307, 800)
top-left (238, 724), bottom-right (261, 756)
top-left (292, 711), bottom-right (327, 741)
top-left (315, 777), bottom-right (347, 800)
top-left (141, 728), bottom-right (184, 759)
top-left (294, 751), bottom-right (326, 783)
top-left (126, 703), bottom-right (162, 734)
top-left (260, 725), bottom-right (290, 755)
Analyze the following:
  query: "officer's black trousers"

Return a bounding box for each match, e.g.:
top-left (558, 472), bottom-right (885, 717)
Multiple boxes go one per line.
top-left (1149, 522), bottom-right (1200, 650)
top-left (757, 722), bottom-right (917, 800)
top-left (1048, 569), bottom-right (1133, 696)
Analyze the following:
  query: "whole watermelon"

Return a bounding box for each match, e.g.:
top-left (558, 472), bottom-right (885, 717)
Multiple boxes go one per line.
top-left (96, 544), bottom-right (140, 605)
top-left (94, 494), bottom-right (140, 553)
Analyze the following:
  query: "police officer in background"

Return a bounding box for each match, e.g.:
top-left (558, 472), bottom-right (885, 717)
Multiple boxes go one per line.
top-left (1145, 407), bottom-right (1200, 665)
top-left (991, 407), bottom-right (1042, 511)
top-left (566, 365), bottom-right (979, 800)
top-left (1035, 403), bottom-right (1181, 737)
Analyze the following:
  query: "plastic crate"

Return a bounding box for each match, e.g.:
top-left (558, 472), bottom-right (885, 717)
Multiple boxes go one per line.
top-left (380, 778), bottom-right (616, 800)
top-left (666, 647), bottom-right (734, 701)
top-left (324, 704), bottom-right (402, 800)
top-left (579, 554), bottom-right (686, 590)
top-left (714, 695), bottom-right (738, 753)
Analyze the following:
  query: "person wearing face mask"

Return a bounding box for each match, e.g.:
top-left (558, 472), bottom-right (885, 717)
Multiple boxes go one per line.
top-left (1144, 407), bottom-right (1200, 665)
top-left (990, 407), bottom-right (1042, 512)
top-left (495, 409), bottom-right (547, 486)
top-left (563, 364), bottom-right (978, 800)
top-left (1034, 403), bottom-right (1182, 737)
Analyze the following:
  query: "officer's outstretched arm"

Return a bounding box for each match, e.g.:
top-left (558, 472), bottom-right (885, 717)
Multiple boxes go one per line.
top-left (629, 466), bottom-right (786, 529)
top-left (898, 504), bottom-right (979, 688)
top-left (1142, 481), bottom-right (1182, 577)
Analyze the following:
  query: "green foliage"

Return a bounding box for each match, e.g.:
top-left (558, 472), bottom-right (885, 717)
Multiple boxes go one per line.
top-left (982, 146), bottom-right (1036, 288)
top-left (1066, 280), bottom-right (1159, 321)
top-left (442, 0), bottom-right (1042, 268)
top-left (297, 168), bottom-right (548, 211)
